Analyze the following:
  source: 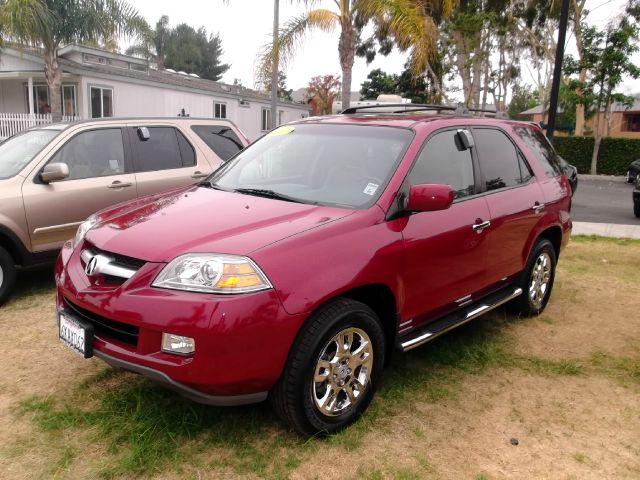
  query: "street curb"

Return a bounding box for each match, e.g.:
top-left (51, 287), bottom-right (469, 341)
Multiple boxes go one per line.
top-left (577, 174), bottom-right (626, 183)
top-left (573, 221), bottom-right (640, 239)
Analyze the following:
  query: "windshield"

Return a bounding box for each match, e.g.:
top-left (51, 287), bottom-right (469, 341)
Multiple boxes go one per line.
top-left (0, 129), bottom-right (60, 179)
top-left (208, 123), bottom-right (413, 208)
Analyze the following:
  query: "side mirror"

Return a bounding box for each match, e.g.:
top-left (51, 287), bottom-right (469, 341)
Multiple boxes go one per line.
top-left (41, 162), bottom-right (69, 183)
top-left (407, 184), bottom-right (454, 212)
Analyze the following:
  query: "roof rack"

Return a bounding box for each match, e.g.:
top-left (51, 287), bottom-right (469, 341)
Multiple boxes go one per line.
top-left (340, 103), bottom-right (509, 119)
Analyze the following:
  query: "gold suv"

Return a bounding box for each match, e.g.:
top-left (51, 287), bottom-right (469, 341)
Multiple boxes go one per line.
top-left (0, 117), bottom-right (248, 304)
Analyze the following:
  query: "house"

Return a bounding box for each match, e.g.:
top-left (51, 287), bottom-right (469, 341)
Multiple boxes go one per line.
top-left (518, 98), bottom-right (640, 138)
top-left (0, 44), bottom-right (310, 141)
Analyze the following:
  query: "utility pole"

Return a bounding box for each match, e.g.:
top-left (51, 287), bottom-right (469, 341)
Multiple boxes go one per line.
top-left (270, 0), bottom-right (279, 130)
top-left (546, 0), bottom-right (571, 143)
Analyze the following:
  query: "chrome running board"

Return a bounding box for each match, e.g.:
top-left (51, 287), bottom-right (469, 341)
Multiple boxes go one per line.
top-left (398, 287), bottom-right (523, 353)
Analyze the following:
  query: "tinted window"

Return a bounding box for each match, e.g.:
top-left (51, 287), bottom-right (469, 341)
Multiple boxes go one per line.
top-left (49, 128), bottom-right (125, 180)
top-left (176, 130), bottom-right (196, 167)
top-left (410, 130), bottom-right (475, 199)
top-left (132, 127), bottom-right (183, 172)
top-left (513, 126), bottom-right (563, 178)
top-left (191, 125), bottom-right (244, 161)
top-left (474, 128), bottom-right (529, 191)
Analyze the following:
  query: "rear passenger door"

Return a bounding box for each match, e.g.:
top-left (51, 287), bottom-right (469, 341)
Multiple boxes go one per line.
top-left (401, 128), bottom-right (491, 325)
top-left (472, 127), bottom-right (545, 285)
top-left (128, 126), bottom-right (210, 198)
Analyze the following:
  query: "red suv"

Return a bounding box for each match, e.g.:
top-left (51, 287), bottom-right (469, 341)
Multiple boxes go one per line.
top-left (55, 106), bottom-right (572, 435)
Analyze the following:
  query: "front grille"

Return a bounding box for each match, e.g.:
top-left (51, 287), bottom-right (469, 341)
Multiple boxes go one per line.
top-left (111, 252), bottom-right (146, 270)
top-left (64, 298), bottom-right (139, 347)
top-left (80, 244), bottom-right (146, 284)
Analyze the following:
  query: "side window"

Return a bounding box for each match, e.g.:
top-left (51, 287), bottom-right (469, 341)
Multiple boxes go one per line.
top-left (473, 128), bottom-right (530, 191)
top-left (132, 127), bottom-right (189, 172)
top-left (191, 125), bottom-right (244, 161)
top-left (48, 128), bottom-right (125, 180)
top-left (410, 130), bottom-right (475, 199)
top-left (176, 130), bottom-right (196, 167)
top-left (513, 126), bottom-right (563, 178)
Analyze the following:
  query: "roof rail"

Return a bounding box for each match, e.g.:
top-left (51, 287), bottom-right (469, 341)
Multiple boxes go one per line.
top-left (340, 103), bottom-right (510, 119)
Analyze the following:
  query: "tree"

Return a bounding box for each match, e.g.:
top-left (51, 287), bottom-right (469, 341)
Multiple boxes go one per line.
top-left (306, 75), bottom-right (340, 115)
top-left (126, 14), bottom-right (170, 69)
top-left (258, 0), bottom-right (453, 110)
top-left (580, 12), bottom-right (639, 173)
top-left (360, 68), bottom-right (398, 99)
top-left (507, 83), bottom-right (537, 118)
top-left (127, 17), bottom-right (230, 81)
top-left (261, 70), bottom-right (293, 101)
top-left (0, 0), bottom-right (145, 120)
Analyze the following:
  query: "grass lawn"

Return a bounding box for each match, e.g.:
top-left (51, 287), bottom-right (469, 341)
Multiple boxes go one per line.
top-left (0, 236), bottom-right (638, 479)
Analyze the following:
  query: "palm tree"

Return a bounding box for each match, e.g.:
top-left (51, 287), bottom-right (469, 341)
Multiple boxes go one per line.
top-left (0, 0), bottom-right (146, 120)
top-left (258, 0), bottom-right (455, 110)
top-left (126, 15), bottom-right (170, 70)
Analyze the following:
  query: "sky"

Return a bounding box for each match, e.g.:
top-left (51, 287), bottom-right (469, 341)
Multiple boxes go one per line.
top-left (126, 0), bottom-right (640, 97)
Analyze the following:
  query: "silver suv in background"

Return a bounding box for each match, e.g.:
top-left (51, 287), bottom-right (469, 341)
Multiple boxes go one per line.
top-left (0, 117), bottom-right (248, 304)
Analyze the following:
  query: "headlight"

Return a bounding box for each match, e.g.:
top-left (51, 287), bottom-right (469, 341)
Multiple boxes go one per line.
top-left (73, 214), bottom-right (99, 248)
top-left (152, 254), bottom-right (272, 294)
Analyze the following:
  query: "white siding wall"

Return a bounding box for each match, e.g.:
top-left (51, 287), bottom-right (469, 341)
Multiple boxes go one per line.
top-left (80, 75), bottom-right (308, 141)
top-left (0, 53), bottom-right (42, 72)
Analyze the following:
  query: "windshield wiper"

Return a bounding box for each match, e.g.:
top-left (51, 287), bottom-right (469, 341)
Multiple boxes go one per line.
top-left (233, 188), bottom-right (314, 204)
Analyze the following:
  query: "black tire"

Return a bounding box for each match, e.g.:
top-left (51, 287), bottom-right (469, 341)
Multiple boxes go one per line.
top-left (271, 298), bottom-right (385, 436)
top-left (0, 246), bottom-right (16, 306)
top-left (634, 201), bottom-right (640, 218)
top-left (626, 170), bottom-right (634, 183)
top-left (507, 239), bottom-right (557, 317)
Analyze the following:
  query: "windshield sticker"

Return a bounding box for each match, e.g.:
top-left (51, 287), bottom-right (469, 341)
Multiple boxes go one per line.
top-left (363, 183), bottom-right (379, 195)
top-left (267, 126), bottom-right (295, 136)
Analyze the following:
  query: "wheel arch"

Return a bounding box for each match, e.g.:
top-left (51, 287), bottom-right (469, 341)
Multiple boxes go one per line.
top-left (536, 225), bottom-right (562, 260)
top-left (0, 225), bottom-right (29, 266)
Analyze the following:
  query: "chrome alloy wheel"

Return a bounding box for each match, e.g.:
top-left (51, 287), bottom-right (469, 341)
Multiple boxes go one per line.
top-left (312, 327), bottom-right (373, 417)
top-left (529, 251), bottom-right (552, 308)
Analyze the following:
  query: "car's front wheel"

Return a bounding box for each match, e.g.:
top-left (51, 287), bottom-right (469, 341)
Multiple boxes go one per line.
top-left (0, 246), bottom-right (16, 306)
top-left (271, 298), bottom-right (385, 435)
top-left (508, 239), bottom-right (557, 316)
top-left (626, 170), bottom-right (634, 183)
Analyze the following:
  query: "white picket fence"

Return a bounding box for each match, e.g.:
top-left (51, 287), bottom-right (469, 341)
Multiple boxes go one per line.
top-left (0, 113), bottom-right (80, 140)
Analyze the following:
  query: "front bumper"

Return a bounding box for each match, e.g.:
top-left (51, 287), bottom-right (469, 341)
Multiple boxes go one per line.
top-left (55, 241), bottom-right (306, 404)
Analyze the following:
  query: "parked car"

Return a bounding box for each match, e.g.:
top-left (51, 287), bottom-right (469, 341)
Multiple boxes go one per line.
top-left (0, 118), bottom-right (248, 304)
top-left (55, 107), bottom-right (572, 435)
top-left (558, 156), bottom-right (578, 195)
top-left (626, 159), bottom-right (640, 184)
top-left (633, 180), bottom-right (640, 218)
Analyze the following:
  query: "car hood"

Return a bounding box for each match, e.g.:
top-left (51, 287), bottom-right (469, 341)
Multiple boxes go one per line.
top-left (85, 185), bottom-right (353, 262)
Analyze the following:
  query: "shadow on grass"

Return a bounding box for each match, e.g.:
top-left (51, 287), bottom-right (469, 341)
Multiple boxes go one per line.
top-left (15, 312), bottom-right (584, 478)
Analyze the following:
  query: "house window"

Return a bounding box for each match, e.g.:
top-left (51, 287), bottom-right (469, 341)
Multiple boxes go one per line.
top-left (623, 113), bottom-right (640, 132)
top-left (214, 102), bottom-right (227, 119)
top-left (90, 86), bottom-right (113, 118)
top-left (261, 108), bottom-right (271, 131)
top-left (61, 85), bottom-right (77, 117)
top-left (24, 84), bottom-right (50, 114)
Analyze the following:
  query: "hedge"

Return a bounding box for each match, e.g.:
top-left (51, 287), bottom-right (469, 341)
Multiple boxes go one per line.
top-left (552, 136), bottom-right (640, 175)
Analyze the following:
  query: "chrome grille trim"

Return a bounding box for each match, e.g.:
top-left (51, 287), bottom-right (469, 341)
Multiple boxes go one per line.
top-left (81, 248), bottom-right (138, 279)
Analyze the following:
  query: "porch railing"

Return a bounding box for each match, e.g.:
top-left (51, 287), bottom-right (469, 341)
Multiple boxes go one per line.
top-left (0, 113), bottom-right (80, 140)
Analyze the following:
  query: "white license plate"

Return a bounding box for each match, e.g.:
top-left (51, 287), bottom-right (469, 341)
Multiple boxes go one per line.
top-left (59, 313), bottom-right (93, 358)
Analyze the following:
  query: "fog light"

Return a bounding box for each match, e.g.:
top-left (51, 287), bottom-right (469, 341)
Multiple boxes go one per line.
top-left (161, 333), bottom-right (195, 355)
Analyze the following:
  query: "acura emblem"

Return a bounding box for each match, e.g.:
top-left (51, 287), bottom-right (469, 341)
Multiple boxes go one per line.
top-left (84, 254), bottom-right (110, 276)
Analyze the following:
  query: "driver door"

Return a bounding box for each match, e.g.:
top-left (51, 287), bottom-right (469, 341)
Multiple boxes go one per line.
top-left (22, 127), bottom-right (137, 252)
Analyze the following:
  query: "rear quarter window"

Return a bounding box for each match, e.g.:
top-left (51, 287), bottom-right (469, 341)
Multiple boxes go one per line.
top-left (191, 125), bottom-right (245, 161)
top-left (513, 126), bottom-right (563, 178)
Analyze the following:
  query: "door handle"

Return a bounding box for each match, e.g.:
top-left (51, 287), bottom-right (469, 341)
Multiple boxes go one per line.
top-left (191, 171), bottom-right (208, 179)
top-left (472, 219), bottom-right (491, 232)
top-left (107, 181), bottom-right (133, 189)
top-left (532, 202), bottom-right (545, 214)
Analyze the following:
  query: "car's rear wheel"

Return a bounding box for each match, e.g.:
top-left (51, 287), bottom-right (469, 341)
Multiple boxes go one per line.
top-left (626, 170), bottom-right (634, 183)
top-left (271, 298), bottom-right (385, 435)
top-left (0, 246), bottom-right (16, 306)
top-left (508, 239), bottom-right (557, 317)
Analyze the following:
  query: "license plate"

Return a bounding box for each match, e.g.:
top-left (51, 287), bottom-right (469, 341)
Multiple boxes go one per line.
top-left (59, 313), bottom-right (93, 358)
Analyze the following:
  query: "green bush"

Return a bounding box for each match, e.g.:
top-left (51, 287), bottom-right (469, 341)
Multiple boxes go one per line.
top-left (552, 137), bottom-right (640, 175)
